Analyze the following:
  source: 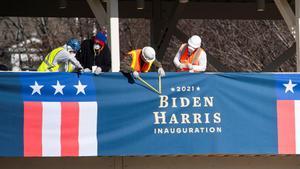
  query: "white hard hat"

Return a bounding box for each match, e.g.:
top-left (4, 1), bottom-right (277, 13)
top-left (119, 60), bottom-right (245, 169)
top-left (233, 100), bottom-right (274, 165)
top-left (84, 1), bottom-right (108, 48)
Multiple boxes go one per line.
top-left (188, 35), bottom-right (201, 49)
top-left (142, 46), bottom-right (156, 62)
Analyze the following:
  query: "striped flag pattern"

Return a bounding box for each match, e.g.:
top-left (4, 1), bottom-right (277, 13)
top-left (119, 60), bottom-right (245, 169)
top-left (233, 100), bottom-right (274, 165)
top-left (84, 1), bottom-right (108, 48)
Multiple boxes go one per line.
top-left (277, 100), bottom-right (300, 154)
top-left (276, 78), bottom-right (300, 154)
top-left (24, 101), bottom-right (98, 157)
top-left (21, 74), bottom-right (98, 157)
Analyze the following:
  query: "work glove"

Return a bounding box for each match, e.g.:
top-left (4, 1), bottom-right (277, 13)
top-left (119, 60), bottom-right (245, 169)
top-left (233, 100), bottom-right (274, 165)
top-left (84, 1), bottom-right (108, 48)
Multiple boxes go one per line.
top-left (158, 68), bottom-right (166, 77)
top-left (94, 67), bottom-right (102, 75)
top-left (178, 63), bottom-right (186, 69)
top-left (83, 68), bottom-right (92, 73)
top-left (187, 63), bottom-right (193, 70)
top-left (133, 71), bottom-right (140, 79)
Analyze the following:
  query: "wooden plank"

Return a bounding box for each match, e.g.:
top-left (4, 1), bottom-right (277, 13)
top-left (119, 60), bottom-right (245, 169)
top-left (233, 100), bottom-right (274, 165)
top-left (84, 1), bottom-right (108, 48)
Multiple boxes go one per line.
top-left (124, 156), bottom-right (300, 169)
top-left (0, 157), bottom-right (115, 169)
top-left (114, 157), bottom-right (123, 169)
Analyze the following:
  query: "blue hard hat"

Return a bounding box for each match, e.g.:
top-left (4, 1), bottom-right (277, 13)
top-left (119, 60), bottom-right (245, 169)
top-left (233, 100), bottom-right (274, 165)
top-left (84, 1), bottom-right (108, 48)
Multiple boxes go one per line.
top-left (67, 38), bottom-right (81, 52)
top-left (94, 32), bottom-right (107, 45)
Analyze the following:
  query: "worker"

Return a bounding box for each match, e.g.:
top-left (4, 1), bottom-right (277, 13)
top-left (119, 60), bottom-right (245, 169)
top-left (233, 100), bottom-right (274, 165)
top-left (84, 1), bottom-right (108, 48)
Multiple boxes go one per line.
top-left (120, 46), bottom-right (165, 79)
top-left (173, 35), bottom-right (207, 72)
top-left (76, 32), bottom-right (111, 75)
top-left (37, 38), bottom-right (83, 72)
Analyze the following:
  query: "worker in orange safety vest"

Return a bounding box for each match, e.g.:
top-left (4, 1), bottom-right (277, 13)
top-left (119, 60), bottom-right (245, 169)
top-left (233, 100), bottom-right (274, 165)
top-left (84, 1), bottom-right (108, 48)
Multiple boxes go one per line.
top-left (173, 35), bottom-right (207, 72)
top-left (120, 46), bottom-right (165, 79)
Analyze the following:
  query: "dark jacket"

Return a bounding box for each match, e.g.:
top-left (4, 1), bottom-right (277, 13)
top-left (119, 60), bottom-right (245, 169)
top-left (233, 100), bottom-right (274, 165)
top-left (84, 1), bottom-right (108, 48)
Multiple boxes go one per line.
top-left (76, 39), bottom-right (111, 72)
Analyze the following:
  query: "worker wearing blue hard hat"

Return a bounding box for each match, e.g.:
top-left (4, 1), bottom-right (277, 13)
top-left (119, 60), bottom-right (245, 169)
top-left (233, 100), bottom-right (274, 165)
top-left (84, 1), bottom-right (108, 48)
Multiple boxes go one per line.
top-left (38, 38), bottom-right (83, 72)
top-left (76, 31), bottom-right (111, 75)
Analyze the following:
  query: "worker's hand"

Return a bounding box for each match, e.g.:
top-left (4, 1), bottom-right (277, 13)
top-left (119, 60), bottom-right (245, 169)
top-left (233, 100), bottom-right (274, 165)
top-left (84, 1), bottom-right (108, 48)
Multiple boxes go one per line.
top-left (158, 68), bottom-right (166, 77)
top-left (179, 63), bottom-right (186, 69)
top-left (77, 65), bottom-right (83, 71)
top-left (133, 71), bottom-right (140, 79)
top-left (94, 67), bottom-right (102, 75)
top-left (75, 66), bottom-right (83, 73)
top-left (83, 68), bottom-right (92, 73)
top-left (187, 63), bottom-right (193, 70)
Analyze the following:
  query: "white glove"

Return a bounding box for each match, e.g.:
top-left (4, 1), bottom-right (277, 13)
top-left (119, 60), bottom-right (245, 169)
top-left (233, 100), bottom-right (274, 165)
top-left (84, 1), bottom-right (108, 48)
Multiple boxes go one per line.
top-left (83, 68), bottom-right (91, 73)
top-left (158, 68), bottom-right (166, 77)
top-left (133, 71), bottom-right (140, 79)
top-left (187, 63), bottom-right (193, 70)
top-left (94, 67), bottom-right (102, 75)
top-left (179, 63), bottom-right (186, 69)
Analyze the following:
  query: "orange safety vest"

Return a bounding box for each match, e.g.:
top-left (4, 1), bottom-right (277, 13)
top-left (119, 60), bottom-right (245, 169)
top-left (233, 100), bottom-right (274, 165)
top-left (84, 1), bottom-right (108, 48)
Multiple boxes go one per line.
top-left (178, 43), bottom-right (203, 72)
top-left (128, 49), bottom-right (153, 72)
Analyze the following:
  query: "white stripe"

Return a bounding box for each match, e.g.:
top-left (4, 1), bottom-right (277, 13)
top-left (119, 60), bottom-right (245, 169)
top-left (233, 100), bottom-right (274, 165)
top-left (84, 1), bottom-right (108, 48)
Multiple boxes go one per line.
top-left (295, 100), bottom-right (300, 154)
top-left (78, 102), bottom-right (98, 156)
top-left (42, 102), bottom-right (61, 156)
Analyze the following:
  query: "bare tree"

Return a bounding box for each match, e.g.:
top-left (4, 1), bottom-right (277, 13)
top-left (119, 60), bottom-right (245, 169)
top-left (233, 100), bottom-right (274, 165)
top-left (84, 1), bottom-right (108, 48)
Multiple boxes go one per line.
top-left (0, 17), bottom-right (295, 72)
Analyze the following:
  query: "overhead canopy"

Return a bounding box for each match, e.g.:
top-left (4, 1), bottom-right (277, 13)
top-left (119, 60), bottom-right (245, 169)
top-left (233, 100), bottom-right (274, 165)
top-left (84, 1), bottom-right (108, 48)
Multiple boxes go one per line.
top-left (0, 0), bottom-right (283, 20)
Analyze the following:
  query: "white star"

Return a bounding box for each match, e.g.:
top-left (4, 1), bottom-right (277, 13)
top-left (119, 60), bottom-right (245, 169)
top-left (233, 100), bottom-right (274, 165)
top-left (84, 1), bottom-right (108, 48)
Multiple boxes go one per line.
top-left (30, 81), bottom-right (44, 95)
top-left (283, 79), bottom-right (297, 93)
top-left (171, 87), bottom-right (175, 92)
top-left (196, 86), bottom-right (201, 91)
top-left (52, 80), bottom-right (65, 95)
top-left (74, 80), bottom-right (87, 95)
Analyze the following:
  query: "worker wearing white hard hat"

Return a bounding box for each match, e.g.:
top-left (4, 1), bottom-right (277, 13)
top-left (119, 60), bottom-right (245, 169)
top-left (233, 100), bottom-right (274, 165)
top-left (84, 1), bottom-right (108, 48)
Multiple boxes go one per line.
top-left (120, 46), bottom-right (165, 79)
top-left (173, 35), bottom-right (207, 72)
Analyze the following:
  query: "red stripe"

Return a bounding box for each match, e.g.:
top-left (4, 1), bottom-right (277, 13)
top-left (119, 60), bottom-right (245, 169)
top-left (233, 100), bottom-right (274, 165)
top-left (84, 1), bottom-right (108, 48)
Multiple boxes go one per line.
top-left (24, 102), bottom-right (42, 157)
top-left (277, 100), bottom-right (296, 154)
top-left (61, 102), bottom-right (79, 156)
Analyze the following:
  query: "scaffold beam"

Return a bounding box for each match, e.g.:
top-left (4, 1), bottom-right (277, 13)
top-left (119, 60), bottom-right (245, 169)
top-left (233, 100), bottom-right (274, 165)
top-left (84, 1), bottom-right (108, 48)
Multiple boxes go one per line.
top-left (274, 0), bottom-right (296, 36)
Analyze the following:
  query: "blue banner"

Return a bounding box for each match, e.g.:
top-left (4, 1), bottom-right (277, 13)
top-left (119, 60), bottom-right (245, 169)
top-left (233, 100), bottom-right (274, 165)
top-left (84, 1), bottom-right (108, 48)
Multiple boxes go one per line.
top-left (0, 72), bottom-right (299, 156)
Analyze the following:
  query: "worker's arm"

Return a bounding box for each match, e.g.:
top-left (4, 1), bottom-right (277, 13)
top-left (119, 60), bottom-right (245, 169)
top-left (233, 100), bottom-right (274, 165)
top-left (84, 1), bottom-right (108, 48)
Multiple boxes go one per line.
top-left (191, 51), bottom-right (207, 72)
top-left (66, 55), bottom-right (83, 73)
top-left (173, 50), bottom-right (181, 68)
top-left (173, 49), bottom-right (188, 69)
top-left (56, 50), bottom-right (83, 69)
top-left (153, 59), bottom-right (166, 77)
top-left (69, 55), bottom-right (83, 69)
top-left (120, 56), bottom-right (134, 73)
top-left (153, 59), bottom-right (163, 69)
